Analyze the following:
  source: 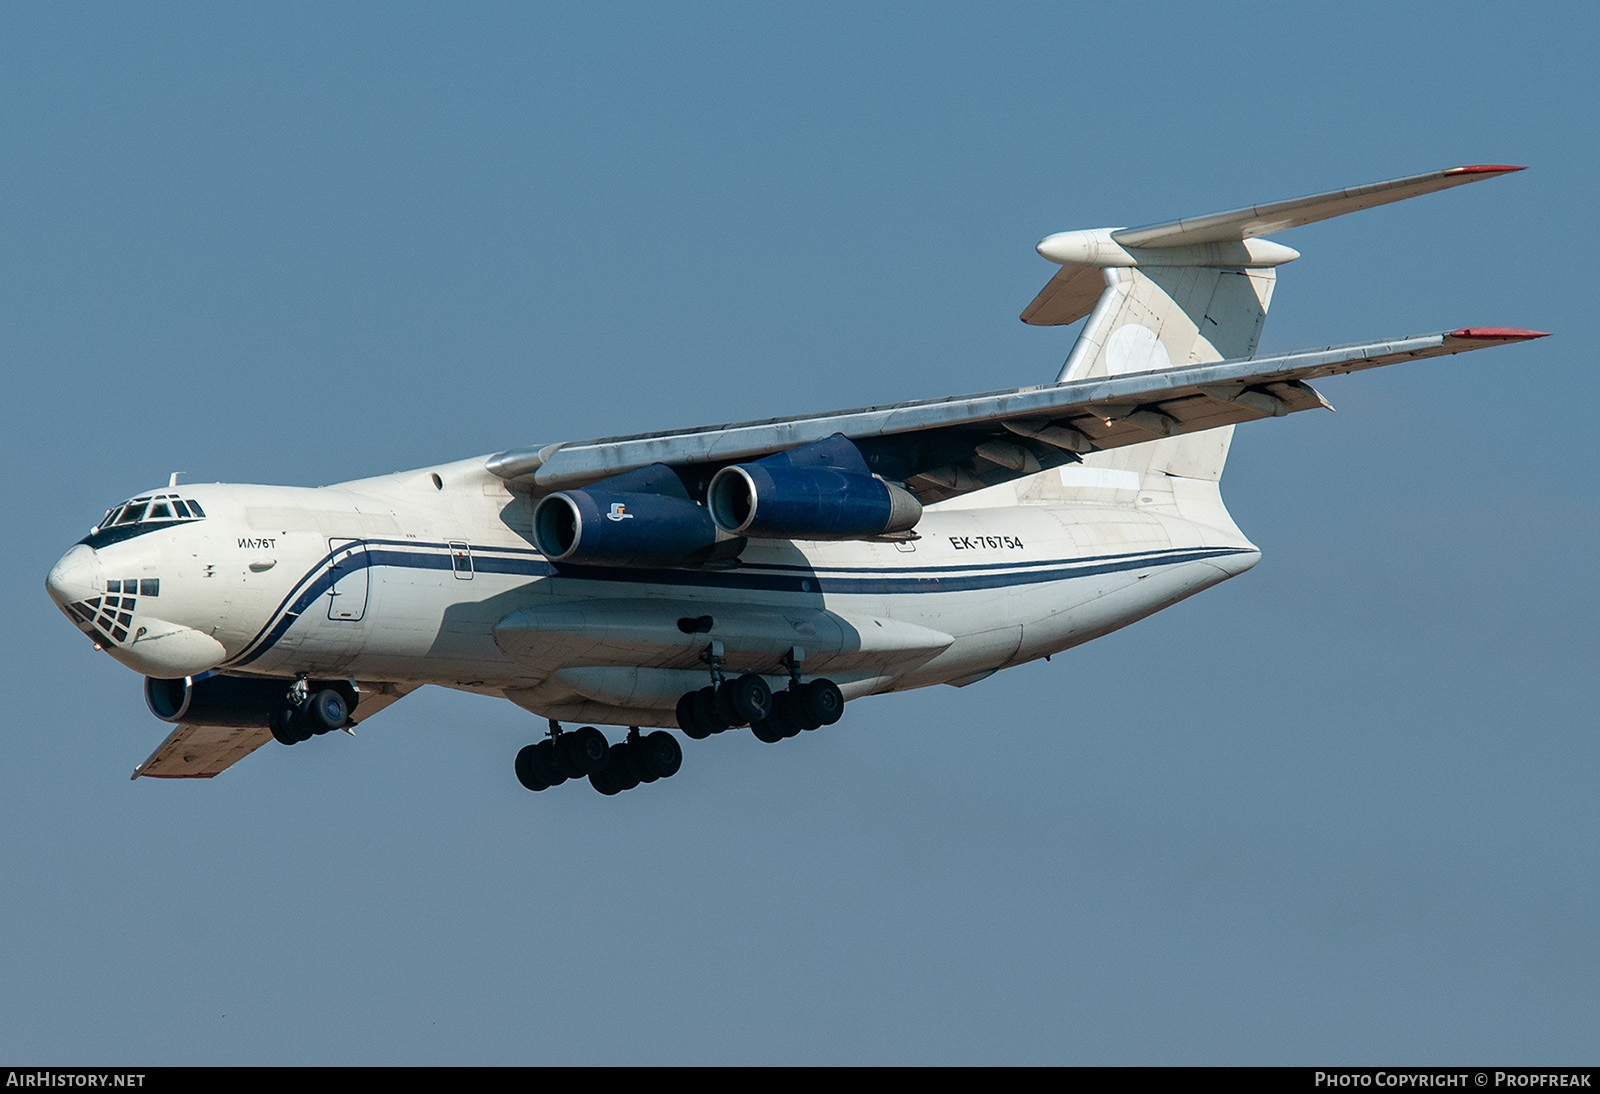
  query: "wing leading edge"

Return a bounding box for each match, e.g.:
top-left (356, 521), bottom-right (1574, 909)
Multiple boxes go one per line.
top-left (487, 328), bottom-right (1545, 505)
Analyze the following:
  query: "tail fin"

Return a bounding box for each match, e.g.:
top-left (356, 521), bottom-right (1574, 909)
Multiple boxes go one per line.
top-left (1020, 164), bottom-right (1523, 492)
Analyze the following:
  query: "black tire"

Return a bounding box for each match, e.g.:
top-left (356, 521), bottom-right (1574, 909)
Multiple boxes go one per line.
top-left (750, 719), bottom-right (785, 744)
top-left (548, 735), bottom-right (583, 779)
top-left (713, 681), bottom-right (744, 727)
top-left (677, 692), bottom-right (712, 740)
top-left (561, 726), bottom-right (610, 775)
top-left (788, 689), bottom-right (823, 731)
top-left (639, 731), bottom-right (683, 779)
top-left (608, 741), bottom-right (643, 792)
top-left (269, 707), bottom-right (299, 745)
top-left (530, 739), bottom-right (566, 786)
top-left (728, 673), bottom-right (773, 724)
top-left (800, 679), bottom-right (844, 727)
top-left (515, 744), bottom-right (550, 791)
top-left (589, 764), bottom-right (622, 795)
top-left (767, 691), bottom-right (804, 738)
top-left (306, 689), bottom-right (348, 734)
top-left (694, 686), bottom-right (730, 733)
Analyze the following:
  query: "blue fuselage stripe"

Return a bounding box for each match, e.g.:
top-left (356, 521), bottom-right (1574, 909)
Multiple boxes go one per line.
top-left (224, 541), bottom-right (1251, 668)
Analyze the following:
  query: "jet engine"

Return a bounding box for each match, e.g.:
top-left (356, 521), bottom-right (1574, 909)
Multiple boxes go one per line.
top-left (145, 674), bottom-right (355, 727)
top-left (533, 463), bottom-right (736, 568)
top-left (707, 434), bottom-right (922, 540)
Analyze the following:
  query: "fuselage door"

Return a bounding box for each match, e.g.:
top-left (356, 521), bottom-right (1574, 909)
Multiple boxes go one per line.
top-left (450, 540), bottom-right (474, 580)
top-left (327, 538), bottom-right (369, 621)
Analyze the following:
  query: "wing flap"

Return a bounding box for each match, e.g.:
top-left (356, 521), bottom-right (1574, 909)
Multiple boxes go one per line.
top-left (487, 329), bottom-right (1545, 502)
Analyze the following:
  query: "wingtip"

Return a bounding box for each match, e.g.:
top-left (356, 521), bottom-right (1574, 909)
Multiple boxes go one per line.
top-left (1448, 164), bottom-right (1527, 175)
top-left (1448, 327), bottom-right (1550, 340)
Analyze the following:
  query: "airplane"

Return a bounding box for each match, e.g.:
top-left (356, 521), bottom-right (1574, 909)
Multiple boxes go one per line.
top-left (45, 165), bottom-right (1545, 794)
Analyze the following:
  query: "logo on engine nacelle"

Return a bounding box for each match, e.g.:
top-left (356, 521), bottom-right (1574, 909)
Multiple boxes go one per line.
top-left (607, 503), bottom-right (634, 522)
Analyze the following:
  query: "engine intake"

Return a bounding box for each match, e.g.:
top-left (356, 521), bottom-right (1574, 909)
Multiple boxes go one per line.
top-left (707, 434), bottom-right (922, 540)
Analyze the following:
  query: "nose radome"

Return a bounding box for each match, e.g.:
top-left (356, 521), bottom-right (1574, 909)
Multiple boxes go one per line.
top-left (46, 543), bottom-right (104, 607)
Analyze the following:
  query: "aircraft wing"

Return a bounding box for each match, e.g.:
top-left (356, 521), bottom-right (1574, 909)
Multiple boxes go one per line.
top-left (132, 682), bottom-right (416, 779)
top-left (487, 328), bottom-right (1544, 504)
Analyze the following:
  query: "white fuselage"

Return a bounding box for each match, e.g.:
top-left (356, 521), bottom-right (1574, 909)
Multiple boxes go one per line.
top-left (47, 455), bottom-right (1259, 729)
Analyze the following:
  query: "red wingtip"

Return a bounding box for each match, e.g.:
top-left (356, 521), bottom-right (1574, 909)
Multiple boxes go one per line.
top-left (1448, 164), bottom-right (1527, 174)
top-left (1449, 327), bottom-right (1550, 340)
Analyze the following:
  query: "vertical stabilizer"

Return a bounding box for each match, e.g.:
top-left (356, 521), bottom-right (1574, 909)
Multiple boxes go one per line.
top-left (1056, 264), bottom-right (1276, 484)
top-left (1019, 165), bottom-right (1524, 501)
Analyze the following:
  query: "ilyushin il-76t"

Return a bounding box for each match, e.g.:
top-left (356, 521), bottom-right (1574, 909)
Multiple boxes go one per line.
top-left (45, 165), bottom-right (1544, 795)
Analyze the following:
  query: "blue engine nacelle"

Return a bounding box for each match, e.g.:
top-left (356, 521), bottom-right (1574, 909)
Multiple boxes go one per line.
top-left (707, 434), bottom-right (922, 540)
top-left (533, 463), bottom-right (735, 568)
top-left (144, 674), bottom-right (357, 727)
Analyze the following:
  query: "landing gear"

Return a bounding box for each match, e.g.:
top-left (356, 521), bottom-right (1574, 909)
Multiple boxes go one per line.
top-left (516, 645), bottom-right (849, 796)
top-left (269, 679), bottom-right (355, 745)
top-left (515, 723), bottom-right (683, 795)
top-left (674, 641), bottom-right (843, 743)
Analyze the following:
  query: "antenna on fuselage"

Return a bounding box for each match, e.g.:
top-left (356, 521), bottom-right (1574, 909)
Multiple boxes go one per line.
top-left (167, 472), bottom-right (184, 488)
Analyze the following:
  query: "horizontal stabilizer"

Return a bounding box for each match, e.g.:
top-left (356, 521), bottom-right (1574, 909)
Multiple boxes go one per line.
top-left (1023, 166), bottom-right (1523, 327)
top-left (1111, 165), bottom-right (1524, 248)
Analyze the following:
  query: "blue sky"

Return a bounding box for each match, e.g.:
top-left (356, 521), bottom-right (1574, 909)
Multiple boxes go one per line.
top-left (3, 2), bottom-right (1596, 1064)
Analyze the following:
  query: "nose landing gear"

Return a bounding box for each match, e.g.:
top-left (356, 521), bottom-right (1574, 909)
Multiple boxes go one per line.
top-left (268, 678), bottom-right (355, 745)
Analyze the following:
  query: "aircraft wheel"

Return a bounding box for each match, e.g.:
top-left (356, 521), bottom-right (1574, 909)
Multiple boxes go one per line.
top-left (515, 744), bottom-right (550, 791)
top-left (269, 708), bottom-right (299, 745)
top-left (306, 689), bottom-right (349, 734)
top-left (769, 691), bottom-right (804, 738)
top-left (638, 731), bottom-right (683, 779)
top-left (526, 740), bottom-right (566, 787)
top-left (713, 682), bottom-right (744, 727)
top-left (607, 741), bottom-right (643, 792)
top-left (694, 686), bottom-right (730, 733)
top-left (589, 762), bottom-right (623, 795)
top-left (727, 673), bottom-right (773, 724)
top-left (750, 719), bottom-right (785, 744)
top-left (676, 692), bottom-right (712, 740)
top-left (561, 726), bottom-right (610, 776)
top-left (799, 679), bottom-right (844, 727)
top-left (788, 691), bottom-right (823, 731)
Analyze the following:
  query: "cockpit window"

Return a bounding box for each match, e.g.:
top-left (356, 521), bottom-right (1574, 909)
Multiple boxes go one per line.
top-left (95, 494), bottom-right (207, 532)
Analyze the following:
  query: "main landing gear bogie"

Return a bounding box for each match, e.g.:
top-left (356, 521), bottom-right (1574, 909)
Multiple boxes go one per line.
top-left (513, 651), bottom-right (850, 797)
top-left (675, 673), bottom-right (845, 744)
top-left (515, 724), bottom-right (683, 795)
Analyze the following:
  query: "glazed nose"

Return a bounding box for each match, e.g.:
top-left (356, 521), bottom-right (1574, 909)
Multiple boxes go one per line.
top-left (46, 543), bottom-right (104, 607)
